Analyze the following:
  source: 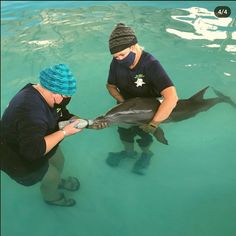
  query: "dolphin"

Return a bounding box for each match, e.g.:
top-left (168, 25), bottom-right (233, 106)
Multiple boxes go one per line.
top-left (165, 86), bottom-right (236, 122)
top-left (90, 86), bottom-right (236, 145)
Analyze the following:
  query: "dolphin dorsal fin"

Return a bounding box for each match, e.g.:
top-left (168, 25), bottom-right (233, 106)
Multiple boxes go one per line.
top-left (189, 86), bottom-right (209, 101)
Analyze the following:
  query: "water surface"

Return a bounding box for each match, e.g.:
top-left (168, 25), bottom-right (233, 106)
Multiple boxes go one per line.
top-left (1, 2), bottom-right (236, 236)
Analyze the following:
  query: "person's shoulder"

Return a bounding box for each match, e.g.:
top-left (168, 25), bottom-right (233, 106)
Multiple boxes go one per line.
top-left (110, 58), bottom-right (117, 65)
top-left (17, 83), bottom-right (35, 96)
top-left (109, 58), bottom-right (125, 73)
top-left (142, 51), bottom-right (160, 68)
top-left (109, 58), bottom-right (117, 69)
top-left (10, 83), bottom-right (32, 103)
top-left (17, 84), bottom-right (45, 108)
top-left (20, 84), bottom-right (39, 100)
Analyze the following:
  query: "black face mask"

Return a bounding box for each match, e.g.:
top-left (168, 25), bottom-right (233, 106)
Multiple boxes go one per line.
top-left (54, 97), bottom-right (71, 109)
top-left (116, 51), bottom-right (136, 68)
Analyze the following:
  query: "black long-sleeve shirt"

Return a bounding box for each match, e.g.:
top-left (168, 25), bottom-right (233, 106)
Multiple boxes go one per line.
top-left (1, 83), bottom-right (73, 171)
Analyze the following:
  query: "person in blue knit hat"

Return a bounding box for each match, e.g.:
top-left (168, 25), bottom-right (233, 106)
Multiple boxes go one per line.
top-left (1, 64), bottom-right (82, 207)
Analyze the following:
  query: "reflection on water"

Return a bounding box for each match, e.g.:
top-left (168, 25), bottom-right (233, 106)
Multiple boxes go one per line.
top-left (2, 5), bottom-right (235, 51)
top-left (166, 7), bottom-right (236, 52)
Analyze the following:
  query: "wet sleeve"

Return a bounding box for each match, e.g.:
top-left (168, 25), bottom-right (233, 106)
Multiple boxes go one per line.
top-left (148, 60), bottom-right (174, 94)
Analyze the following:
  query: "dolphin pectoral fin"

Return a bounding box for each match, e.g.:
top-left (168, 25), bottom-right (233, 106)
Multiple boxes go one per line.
top-left (153, 127), bottom-right (168, 145)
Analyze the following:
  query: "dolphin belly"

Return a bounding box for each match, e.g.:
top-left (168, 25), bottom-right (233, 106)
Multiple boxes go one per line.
top-left (101, 109), bottom-right (155, 125)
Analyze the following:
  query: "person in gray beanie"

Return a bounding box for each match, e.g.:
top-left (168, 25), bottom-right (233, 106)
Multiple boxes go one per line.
top-left (106, 23), bottom-right (178, 175)
top-left (109, 23), bottom-right (138, 54)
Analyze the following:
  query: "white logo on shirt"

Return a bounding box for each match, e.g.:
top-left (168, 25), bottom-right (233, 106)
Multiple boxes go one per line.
top-left (135, 78), bottom-right (146, 87)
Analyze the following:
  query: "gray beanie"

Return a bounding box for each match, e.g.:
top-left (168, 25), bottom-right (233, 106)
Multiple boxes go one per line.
top-left (109, 23), bottom-right (138, 54)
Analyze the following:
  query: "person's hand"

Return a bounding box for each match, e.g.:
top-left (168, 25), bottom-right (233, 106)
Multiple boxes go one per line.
top-left (140, 121), bottom-right (159, 134)
top-left (62, 120), bottom-right (82, 136)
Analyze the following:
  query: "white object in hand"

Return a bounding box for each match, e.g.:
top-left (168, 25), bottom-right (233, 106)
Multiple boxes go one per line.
top-left (58, 119), bottom-right (94, 130)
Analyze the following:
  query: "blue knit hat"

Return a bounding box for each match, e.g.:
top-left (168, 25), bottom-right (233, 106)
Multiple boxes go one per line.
top-left (39, 64), bottom-right (77, 96)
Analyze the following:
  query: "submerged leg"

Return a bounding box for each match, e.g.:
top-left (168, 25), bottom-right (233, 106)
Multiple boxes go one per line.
top-left (132, 129), bottom-right (154, 175)
top-left (106, 141), bottom-right (137, 167)
top-left (106, 127), bottom-right (138, 167)
top-left (40, 148), bottom-right (76, 206)
top-left (40, 163), bottom-right (62, 201)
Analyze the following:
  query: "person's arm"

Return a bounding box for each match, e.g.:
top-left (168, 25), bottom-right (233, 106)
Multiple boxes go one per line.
top-left (44, 120), bottom-right (82, 154)
top-left (140, 86), bottom-right (178, 133)
top-left (151, 86), bottom-right (178, 126)
top-left (18, 118), bottom-right (82, 159)
top-left (106, 83), bottom-right (125, 103)
top-left (144, 59), bottom-right (178, 128)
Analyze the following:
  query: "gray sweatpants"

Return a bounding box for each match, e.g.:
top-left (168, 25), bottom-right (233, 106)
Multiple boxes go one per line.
top-left (40, 147), bottom-right (65, 201)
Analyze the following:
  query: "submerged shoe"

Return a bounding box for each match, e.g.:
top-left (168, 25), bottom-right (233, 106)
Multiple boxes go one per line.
top-left (58, 176), bottom-right (80, 191)
top-left (106, 151), bottom-right (137, 167)
top-left (45, 193), bottom-right (76, 207)
top-left (132, 151), bottom-right (153, 175)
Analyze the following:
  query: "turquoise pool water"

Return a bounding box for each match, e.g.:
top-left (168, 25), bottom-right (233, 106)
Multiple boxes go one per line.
top-left (1, 1), bottom-right (236, 236)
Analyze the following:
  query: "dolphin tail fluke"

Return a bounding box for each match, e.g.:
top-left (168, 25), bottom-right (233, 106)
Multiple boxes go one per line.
top-left (189, 86), bottom-right (209, 101)
top-left (153, 127), bottom-right (168, 145)
top-left (212, 87), bottom-right (236, 109)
